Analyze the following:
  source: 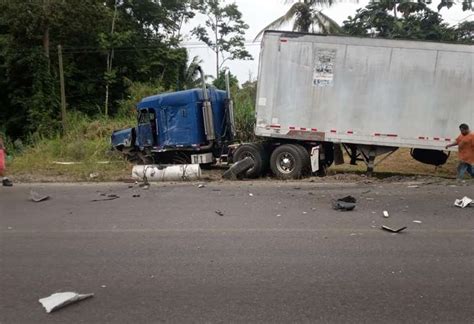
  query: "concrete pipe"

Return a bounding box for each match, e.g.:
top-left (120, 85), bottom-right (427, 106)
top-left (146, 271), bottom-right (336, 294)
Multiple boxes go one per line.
top-left (132, 164), bottom-right (201, 182)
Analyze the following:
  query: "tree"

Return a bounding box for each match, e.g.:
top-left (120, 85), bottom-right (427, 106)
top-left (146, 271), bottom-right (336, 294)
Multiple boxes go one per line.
top-left (181, 56), bottom-right (213, 90)
top-left (191, 0), bottom-right (252, 79)
top-left (0, 0), bottom-right (194, 139)
top-left (212, 68), bottom-right (239, 90)
top-left (342, 1), bottom-right (473, 43)
top-left (255, 0), bottom-right (342, 40)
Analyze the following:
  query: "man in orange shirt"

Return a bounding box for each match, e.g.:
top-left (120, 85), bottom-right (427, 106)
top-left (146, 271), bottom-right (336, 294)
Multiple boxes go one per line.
top-left (0, 136), bottom-right (13, 186)
top-left (446, 124), bottom-right (474, 180)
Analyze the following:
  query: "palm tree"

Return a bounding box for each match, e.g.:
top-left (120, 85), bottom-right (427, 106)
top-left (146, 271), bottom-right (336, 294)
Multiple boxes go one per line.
top-left (254, 0), bottom-right (342, 40)
top-left (182, 56), bottom-right (210, 90)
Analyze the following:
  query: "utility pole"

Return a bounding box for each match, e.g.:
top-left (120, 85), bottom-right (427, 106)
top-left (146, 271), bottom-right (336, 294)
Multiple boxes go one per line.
top-left (58, 45), bottom-right (67, 132)
top-left (104, 0), bottom-right (119, 116)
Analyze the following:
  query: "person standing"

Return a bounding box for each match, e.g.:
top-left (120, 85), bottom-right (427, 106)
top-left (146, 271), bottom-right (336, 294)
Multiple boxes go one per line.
top-left (446, 123), bottom-right (474, 180)
top-left (0, 136), bottom-right (13, 186)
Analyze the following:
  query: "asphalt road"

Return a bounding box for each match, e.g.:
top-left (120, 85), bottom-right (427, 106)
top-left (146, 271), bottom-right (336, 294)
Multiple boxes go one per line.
top-left (1, 180), bottom-right (473, 323)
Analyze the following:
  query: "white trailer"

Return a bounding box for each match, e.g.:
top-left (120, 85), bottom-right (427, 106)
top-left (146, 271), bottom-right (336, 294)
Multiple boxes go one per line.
top-left (231, 31), bottom-right (473, 179)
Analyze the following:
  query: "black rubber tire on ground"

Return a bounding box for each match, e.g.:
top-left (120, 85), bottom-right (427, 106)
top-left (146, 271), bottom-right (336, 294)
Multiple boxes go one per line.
top-left (270, 144), bottom-right (305, 180)
top-left (233, 143), bottom-right (268, 178)
top-left (293, 144), bottom-right (311, 176)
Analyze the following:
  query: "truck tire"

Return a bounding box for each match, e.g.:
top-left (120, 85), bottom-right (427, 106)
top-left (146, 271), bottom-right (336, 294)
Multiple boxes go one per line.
top-left (270, 144), bottom-right (305, 179)
top-left (294, 144), bottom-right (311, 175)
top-left (233, 143), bottom-right (268, 178)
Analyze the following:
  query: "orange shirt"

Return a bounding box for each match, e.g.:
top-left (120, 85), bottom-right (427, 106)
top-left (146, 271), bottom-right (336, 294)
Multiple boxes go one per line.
top-left (456, 132), bottom-right (474, 164)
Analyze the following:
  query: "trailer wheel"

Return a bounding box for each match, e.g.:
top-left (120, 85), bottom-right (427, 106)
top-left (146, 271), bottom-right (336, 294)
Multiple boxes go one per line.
top-left (294, 144), bottom-right (311, 175)
top-left (233, 143), bottom-right (267, 178)
top-left (270, 144), bottom-right (305, 179)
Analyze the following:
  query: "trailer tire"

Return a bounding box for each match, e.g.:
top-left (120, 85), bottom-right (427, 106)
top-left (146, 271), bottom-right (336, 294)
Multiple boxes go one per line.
top-left (233, 143), bottom-right (267, 178)
top-left (294, 144), bottom-right (311, 176)
top-left (270, 144), bottom-right (305, 180)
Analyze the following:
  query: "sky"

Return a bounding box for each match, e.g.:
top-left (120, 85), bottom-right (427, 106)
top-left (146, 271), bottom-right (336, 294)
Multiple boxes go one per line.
top-left (181, 0), bottom-right (473, 84)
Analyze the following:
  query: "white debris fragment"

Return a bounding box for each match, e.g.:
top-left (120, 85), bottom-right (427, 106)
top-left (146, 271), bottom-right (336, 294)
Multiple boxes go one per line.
top-left (30, 190), bottom-right (50, 203)
top-left (39, 292), bottom-right (94, 313)
top-left (248, 193), bottom-right (254, 197)
top-left (383, 211), bottom-right (389, 218)
top-left (198, 184), bottom-right (205, 188)
top-left (413, 220), bottom-right (422, 224)
top-left (454, 196), bottom-right (473, 208)
top-left (407, 185), bottom-right (419, 188)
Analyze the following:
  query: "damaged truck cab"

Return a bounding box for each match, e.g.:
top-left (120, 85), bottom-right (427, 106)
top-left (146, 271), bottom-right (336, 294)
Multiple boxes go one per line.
top-left (112, 69), bottom-right (235, 165)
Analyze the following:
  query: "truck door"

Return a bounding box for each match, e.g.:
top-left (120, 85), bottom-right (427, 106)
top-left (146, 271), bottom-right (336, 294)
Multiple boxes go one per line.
top-left (137, 109), bottom-right (156, 148)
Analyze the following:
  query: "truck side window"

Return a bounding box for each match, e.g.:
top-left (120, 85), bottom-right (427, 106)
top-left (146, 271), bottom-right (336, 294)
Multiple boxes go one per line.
top-left (138, 110), bottom-right (149, 124)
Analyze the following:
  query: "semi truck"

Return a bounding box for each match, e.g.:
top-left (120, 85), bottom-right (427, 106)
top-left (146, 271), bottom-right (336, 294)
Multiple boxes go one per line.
top-left (111, 30), bottom-right (474, 179)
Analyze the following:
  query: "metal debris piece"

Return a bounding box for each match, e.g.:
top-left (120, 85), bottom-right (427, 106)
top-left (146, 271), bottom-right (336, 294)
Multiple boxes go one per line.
top-left (30, 190), bottom-right (50, 202)
top-left (215, 210), bottom-right (224, 216)
top-left (332, 196), bottom-right (356, 211)
top-left (39, 292), bottom-right (94, 313)
top-left (91, 194), bottom-right (119, 202)
top-left (383, 211), bottom-right (389, 218)
top-left (381, 225), bottom-right (407, 233)
top-left (454, 196), bottom-right (473, 208)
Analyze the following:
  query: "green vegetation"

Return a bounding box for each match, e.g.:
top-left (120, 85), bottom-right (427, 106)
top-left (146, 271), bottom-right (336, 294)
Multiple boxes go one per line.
top-left (1, 0), bottom-right (470, 181)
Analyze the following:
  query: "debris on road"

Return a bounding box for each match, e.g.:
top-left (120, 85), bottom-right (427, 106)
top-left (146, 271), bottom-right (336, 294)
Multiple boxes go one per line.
top-left (332, 196), bottom-right (356, 211)
top-left (222, 157), bottom-right (254, 180)
top-left (140, 183), bottom-right (150, 190)
top-left (132, 194), bottom-right (140, 198)
top-left (198, 184), bottom-right (205, 188)
top-left (91, 194), bottom-right (119, 202)
top-left (215, 210), bottom-right (224, 216)
top-left (413, 220), bottom-right (422, 224)
top-left (383, 211), bottom-right (390, 218)
top-left (30, 190), bottom-right (50, 203)
top-left (89, 172), bottom-right (99, 179)
top-left (381, 225), bottom-right (407, 233)
top-left (249, 193), bottom-right (254, 197)
top-left (407, 185), bottom-right (420, 188)
top-left (454, 196), bottom-right (473, 208)
top-left (39, 292), bottom-right (94, 313)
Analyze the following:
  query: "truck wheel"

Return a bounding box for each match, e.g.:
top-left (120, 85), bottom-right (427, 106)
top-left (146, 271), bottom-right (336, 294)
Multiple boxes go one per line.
top-left (270, 144), bottom-right (305, 179)
top-left (233, 143), bottom-right (267, 178)
top-left (294, 144), bottom-right (311, 175)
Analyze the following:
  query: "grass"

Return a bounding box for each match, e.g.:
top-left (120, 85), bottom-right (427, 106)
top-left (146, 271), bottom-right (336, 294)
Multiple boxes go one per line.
top-left (330, 148), bottom-right (458, 178)
top-left (8, 112), bottom-right (134, 182)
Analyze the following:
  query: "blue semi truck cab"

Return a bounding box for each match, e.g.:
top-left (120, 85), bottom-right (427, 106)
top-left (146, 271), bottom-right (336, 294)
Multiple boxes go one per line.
top-left (112, 69), bottom-right (236, 165)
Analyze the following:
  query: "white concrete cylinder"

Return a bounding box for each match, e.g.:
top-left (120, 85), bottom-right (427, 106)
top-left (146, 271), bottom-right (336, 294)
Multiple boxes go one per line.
top-left (132, 164), bottom-right (201, 181)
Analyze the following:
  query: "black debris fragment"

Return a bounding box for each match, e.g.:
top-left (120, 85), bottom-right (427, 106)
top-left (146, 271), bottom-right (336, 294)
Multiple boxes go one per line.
top-left (332, 196), bottom-right (357, 211)
top-left (91, 194), bottom-right (119, 202)
top-left (215, 210), bottom-right (224, 216)
top-left (381, 225), bottom-right (407, 233)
